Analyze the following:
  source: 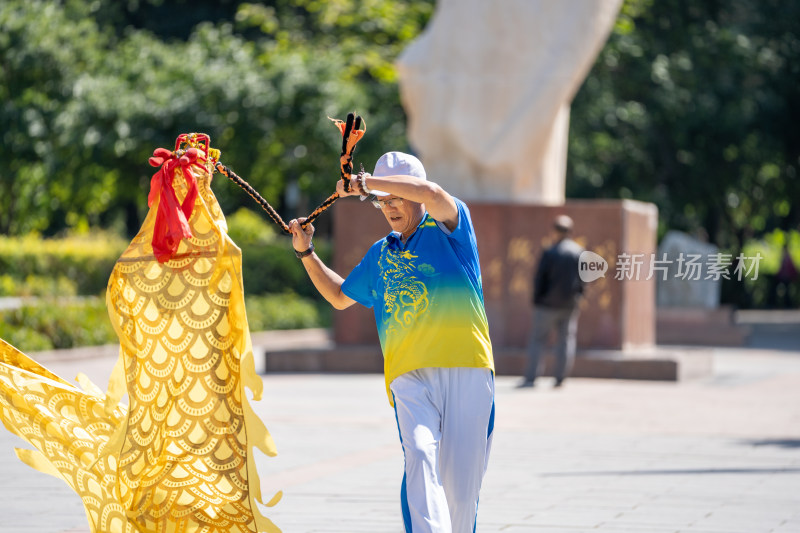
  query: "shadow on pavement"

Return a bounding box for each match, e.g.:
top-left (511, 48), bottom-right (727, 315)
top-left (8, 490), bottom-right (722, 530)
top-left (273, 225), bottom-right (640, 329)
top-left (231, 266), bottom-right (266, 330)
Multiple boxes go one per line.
top-left (741, 438), bottom-right (800, 449)
top-left (541, 467), bottom-right (800, 477)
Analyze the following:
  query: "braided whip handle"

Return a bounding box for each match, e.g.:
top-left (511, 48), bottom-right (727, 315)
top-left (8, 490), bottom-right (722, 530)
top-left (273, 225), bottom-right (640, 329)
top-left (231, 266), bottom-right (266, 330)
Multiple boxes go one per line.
top-left (301, 113), bottom-right (365, 229)
top-left (340, 113), bottom-right (356, 192)
top-left (214, 163), bottom-right (291, 235)
top-left (216, 113), bottom-right (365, 234)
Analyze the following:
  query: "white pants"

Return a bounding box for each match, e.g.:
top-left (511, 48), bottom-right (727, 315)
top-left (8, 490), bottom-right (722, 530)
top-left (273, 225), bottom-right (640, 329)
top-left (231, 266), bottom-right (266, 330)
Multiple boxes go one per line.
top-left (390, 367), bottom-right (495, 533)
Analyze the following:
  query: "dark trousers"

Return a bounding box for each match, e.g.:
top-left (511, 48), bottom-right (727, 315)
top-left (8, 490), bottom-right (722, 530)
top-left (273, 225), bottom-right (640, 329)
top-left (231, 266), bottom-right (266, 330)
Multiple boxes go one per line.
top-left (524, 306), bottom-right (579, 383)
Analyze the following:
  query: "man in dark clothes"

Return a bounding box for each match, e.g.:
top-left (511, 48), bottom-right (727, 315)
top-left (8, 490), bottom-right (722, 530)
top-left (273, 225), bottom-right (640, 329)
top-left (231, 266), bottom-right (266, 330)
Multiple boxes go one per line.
top-left (520, 215), bottom-right (584, 388)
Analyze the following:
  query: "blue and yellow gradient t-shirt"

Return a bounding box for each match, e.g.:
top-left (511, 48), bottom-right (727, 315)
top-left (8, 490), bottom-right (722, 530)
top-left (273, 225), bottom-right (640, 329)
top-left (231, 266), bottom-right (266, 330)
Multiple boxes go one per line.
top-left (342, 198), bottom-right (494, 404)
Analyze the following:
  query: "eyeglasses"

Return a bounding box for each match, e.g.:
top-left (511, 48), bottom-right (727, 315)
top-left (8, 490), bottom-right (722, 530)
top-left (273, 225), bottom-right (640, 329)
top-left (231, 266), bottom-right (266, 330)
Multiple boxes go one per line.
top-left (371, 198), bottom-right (404, 209)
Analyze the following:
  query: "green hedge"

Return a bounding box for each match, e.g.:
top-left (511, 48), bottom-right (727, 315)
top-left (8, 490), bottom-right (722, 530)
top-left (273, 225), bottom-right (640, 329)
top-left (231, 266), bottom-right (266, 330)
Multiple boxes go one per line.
top-left (0, 211), bottom-right (323, 299)
top-left (0, 232), bottom-right (127, 296)
top-left (0, 211), bottom-right (330, 352)
top-left (0, 274), bottom-right (78, 297)
top-left (239, 241), bottom-right (330, 298)
top-left (0, 293), bottom-right (327, 353)
top-left (227, 208), bottom-right (330, 299)
top-left (0, 297), bottom-right (117, 351)
top-left (245, 292), bottom-right (329, 331)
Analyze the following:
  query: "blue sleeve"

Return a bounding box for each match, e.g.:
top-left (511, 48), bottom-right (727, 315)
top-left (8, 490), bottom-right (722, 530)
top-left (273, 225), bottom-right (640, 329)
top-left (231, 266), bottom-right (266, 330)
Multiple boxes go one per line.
top-left (342, 247), bottom-right (377, 309)
top-left (446, 198), bottom-right (478, 248)
top-left (436, 198), bottom-right (479, 262)
top-left (434, 198), bottom-right (484, 297)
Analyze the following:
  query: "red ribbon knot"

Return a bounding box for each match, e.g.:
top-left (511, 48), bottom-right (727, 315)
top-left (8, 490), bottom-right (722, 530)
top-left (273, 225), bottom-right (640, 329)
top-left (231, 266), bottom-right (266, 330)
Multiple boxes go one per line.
top-left (147, 147), bottom-right (200, 263)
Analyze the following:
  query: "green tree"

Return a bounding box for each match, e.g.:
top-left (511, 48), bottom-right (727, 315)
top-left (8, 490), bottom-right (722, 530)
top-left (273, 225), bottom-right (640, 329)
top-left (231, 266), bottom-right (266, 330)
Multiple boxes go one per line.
top-left (568, 0), bottom-right (800, 254)
top-left (1, 0), bottom-right (434, 237)
top-left (0, 0), bottom-right (110, 234)
top-left (232, 0), bottom-right (436, 212)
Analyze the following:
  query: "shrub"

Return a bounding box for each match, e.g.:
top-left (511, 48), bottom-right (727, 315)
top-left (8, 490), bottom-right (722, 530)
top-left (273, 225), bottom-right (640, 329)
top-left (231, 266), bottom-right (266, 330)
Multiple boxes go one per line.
top-left (0, 232), bottom-right (127, 295)
top-left (225, 207), bottom-right (331, 298)
top-left (245, 293), bottom-right (329, 331)
top-left (0, 223), bottom-right (326, 299)
top-left (0, 292), bottom-right (329, 353)
top-left (226, 207), bottom-right (278, 247)
top-left (0, 274), bottom-right (78, 297)
top-left (0, 326), bottom-right (54, 352)
top-left (0, 297), bottom-right (117, 351)
top-left (0, 223), bottom-right (330, 353)
top-left (238, 240), bottom-right (330, 298)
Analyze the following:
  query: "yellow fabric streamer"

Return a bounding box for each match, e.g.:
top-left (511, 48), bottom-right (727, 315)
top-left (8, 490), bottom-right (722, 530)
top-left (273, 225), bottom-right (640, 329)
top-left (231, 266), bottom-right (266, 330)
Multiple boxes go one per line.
top-left (0, 137), bottom-right (281, 532)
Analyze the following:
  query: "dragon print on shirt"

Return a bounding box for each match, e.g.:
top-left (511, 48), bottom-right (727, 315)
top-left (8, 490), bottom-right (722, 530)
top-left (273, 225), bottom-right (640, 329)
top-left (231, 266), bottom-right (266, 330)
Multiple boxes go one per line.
top-left (378, 242), bottom-right (430, 335)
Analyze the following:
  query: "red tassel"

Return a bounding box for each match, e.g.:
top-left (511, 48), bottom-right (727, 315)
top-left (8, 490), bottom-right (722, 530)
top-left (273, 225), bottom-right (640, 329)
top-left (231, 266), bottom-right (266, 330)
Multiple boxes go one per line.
top-left (147, 148), bottom-right (200, 263)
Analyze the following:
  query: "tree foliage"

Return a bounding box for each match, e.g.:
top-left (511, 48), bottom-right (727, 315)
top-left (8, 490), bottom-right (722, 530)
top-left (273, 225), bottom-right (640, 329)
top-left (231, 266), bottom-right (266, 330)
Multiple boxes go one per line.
top-left (1, 0), bottom-right (797, 270)
top-left (0, 0), bottom-right (434, 236)
top-left (568, 0), bottom-right (800, 252)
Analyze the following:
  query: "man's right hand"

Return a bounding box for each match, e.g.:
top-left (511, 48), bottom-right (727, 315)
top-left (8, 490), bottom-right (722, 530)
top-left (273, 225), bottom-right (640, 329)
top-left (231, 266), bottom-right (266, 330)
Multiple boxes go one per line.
top-left (287, 216), bottom-right (356, 310)
top-left (289, 218), bottom-right (314, 253)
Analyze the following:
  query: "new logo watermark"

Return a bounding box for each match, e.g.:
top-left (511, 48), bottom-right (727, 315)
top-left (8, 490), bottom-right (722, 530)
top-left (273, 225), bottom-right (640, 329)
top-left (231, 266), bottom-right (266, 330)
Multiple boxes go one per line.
top-left (579, 251), bottom-right (608, 282)
top-left (578, 252), bottom-right (763, 282)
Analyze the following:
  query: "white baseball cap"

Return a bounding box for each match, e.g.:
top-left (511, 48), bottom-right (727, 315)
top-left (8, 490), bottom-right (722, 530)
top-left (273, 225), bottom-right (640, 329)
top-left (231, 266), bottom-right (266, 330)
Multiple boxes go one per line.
top-left (367, 151), bottom-right (427, 197)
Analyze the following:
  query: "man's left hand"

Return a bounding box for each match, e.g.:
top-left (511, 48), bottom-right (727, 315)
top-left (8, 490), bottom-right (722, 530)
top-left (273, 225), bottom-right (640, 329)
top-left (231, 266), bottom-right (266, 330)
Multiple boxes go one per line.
top-left (289, 218), bottom-right (314, 252)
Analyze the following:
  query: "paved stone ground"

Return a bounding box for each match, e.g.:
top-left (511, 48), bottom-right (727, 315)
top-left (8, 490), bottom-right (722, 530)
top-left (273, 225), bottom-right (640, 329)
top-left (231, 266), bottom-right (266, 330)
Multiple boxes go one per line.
top-left (1, 337), bottom-right (798, 532)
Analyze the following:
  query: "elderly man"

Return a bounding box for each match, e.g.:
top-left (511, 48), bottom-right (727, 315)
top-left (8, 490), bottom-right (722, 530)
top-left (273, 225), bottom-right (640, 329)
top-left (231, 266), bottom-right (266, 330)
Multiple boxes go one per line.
top-left (289, 151), bottom-right (495, 533)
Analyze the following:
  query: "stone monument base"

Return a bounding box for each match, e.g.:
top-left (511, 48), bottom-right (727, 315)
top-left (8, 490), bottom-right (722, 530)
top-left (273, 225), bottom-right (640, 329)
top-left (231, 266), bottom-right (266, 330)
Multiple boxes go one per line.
top-left (332, 197), bottom-right (659, 350)
top-left (261, 343), bottom-right (713, 382)
top-left (656, 305), bottom-right (751, 346)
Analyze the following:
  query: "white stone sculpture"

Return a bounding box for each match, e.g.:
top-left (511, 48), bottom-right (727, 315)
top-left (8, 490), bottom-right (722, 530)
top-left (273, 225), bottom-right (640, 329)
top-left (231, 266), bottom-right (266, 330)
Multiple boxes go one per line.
top-left (397, 0), bottom-right (623, 203)
top-left (656, 231), bottom-right (722, 309)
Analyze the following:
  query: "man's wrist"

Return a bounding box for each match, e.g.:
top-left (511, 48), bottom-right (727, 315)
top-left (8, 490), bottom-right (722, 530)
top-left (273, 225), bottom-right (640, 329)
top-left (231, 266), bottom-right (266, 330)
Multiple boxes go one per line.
top-left (294, 242), bottom-right (314, 259)
top-left (356, 173), bottom-right (371, 196)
